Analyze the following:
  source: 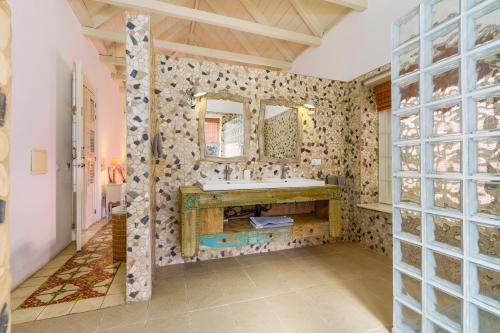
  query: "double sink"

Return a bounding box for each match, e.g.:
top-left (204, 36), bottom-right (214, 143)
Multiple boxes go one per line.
top-left (199, 177), bottom-right (325, 191)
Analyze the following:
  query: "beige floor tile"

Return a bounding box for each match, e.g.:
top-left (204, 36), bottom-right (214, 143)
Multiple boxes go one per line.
top-left (101, 293), bottom-right (126, 308)
top-left (71, 297), bottom-right (105, 314)
top-left (189, 305), bottom-right (239, 333)
top-left (107, 281), bottom-right (125, 295)
top-left (37, 301), bottom-right (76, 320)
top-left (12, 307), bottom-right (45, 324)
top-left (230, 298), bottom-right (287, 333)
top-left (145, 314), bottom-right (190, 333)
top-left (30, 310), bottom-right (102, 333)
top-left (267, 292), bottom-right (331, 333)
top-left (98, 302), bottom-right (148, 330)
top-left (10, 322), bottom-right (34, 333)
top-left (17, 243), bottom-right (393, 333)
top-left (33, 266), bottom-right (60, 278)
top-left (11, 286), bottom-right (38, 299)
top-left (96, 322), bottom-right (146, 333)
top-left (11, 296), bottom-right (27, 310)
top-left (19, 277), bottom-right (48, 289)
top-left (148, 290), bottom-right (188, 320)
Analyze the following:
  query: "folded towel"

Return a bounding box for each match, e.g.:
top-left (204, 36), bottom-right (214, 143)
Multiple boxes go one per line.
top-left (250, 216), bottom-right (294, 229)
top-left (152, 133), bottom-right (162, 158)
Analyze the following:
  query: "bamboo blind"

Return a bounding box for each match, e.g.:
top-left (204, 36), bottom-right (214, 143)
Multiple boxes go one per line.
top-left (373, 81), bottom-right (391, 111)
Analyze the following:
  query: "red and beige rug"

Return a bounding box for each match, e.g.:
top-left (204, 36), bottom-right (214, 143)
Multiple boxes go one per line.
top-left (19, 223), bottom-right (120, 309)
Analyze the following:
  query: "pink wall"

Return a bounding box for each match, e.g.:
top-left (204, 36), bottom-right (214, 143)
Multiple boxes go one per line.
top-left (9, 0), bottom-right (125, 288)
top-left (291, 0), bottom-right (420, 81)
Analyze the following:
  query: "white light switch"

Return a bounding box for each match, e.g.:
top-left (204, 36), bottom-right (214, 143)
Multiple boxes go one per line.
top-left (311, 158), bottom-right (321, 166)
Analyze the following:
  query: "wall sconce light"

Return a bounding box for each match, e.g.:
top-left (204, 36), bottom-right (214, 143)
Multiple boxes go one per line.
top-left (187, 86), bottom-right (207, 107)
top-left (303, 99), bottom-right (315, 110)
top-left (193, 86), bottom-right (207, 98)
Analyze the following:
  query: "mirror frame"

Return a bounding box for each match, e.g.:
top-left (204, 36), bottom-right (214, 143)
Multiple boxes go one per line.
top-left (258, 98), bottom-right (303, 164)
top-left (198, 91), bottom-right (251, 163)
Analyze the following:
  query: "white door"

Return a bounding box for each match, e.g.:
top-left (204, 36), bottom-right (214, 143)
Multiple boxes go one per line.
top-left (72, 63), bottom-right (97, 251)
top-left (83, 85), bottom-right (97, 230)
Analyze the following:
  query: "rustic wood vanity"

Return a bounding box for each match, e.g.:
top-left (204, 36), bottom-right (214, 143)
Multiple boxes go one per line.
top-left (179, 185), bottom-right (341, 257)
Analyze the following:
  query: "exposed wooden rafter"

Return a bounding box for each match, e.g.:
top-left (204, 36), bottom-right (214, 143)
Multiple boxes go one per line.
top-left (204, 0), bottom-right (260, 57)
top-left (289, 0), bottom-right (324, 37)
top-left (324, 0), bottom-right (367, 11)
top-left (91, 4), bottom-right (122, 28)
top-left (99, 54), bottom-right (126, 66)
top-left (93, 0), bottom-right (321, 46)
top-left (83, 27), bottom-right (292, 69)
top-left (239, 0), bottom-right (296, 61)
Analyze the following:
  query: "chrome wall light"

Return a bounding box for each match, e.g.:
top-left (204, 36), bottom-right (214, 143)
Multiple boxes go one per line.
top-left (303, 99), bottom-right (315, 109)
top-left (186, 85), bottom-right (207, 107)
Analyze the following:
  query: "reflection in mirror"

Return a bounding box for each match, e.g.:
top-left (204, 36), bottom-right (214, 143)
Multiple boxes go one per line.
top-left (199, 93), bottom-right (250, 162)
top-left (204, 99), bottom-right (244, 158)
top-left (259, 100), bottom-right (301, 163)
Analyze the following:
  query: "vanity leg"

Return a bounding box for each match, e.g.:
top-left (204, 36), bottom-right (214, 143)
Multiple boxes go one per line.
top-left (329, 199), bottom-right (341, 238)
top-left (181, 209), bottom-right (199, 257)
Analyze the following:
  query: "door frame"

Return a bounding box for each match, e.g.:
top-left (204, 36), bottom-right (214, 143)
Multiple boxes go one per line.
top-left (73, 62), bottom-right (98, 251)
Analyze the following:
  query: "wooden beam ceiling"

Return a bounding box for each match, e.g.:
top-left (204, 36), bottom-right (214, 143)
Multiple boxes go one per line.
top-left (99, 54), bottom-right (126, 66)
top-left (91, 4), bottom-right (122, 28)
top-left (83, 27), bottom-right (292, 69)
top-left (324, 0), bottom-right (368, 11)
top-left (93, 0), bottom-right (321, 46)
top-left (289, 0), bottom-right (324, 37)
top-left (239, 0), bottom-right (296, 62)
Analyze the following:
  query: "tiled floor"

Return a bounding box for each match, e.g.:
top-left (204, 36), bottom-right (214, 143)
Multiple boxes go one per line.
top-left (12, 242), bottom-right (393, 333)
top-left (11, 221), bottom-right (126, 324)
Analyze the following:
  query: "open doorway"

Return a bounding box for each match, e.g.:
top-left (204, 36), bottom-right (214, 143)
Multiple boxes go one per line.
top-left (9, 63), bottom-right (126, 322)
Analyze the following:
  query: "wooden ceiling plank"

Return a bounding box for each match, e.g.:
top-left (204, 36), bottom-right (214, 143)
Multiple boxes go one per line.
top-left (204, 0), bottom-right (260, 56)
top-left (84, 27), bottom-right (292, 69)
top-left (289, 0), bottom-right (324, 37)
top-left (93, 0), bottom-right (321, 45)
top-left (159, 19), bottom-right (190, 39)
top-left (186, 0), bottom-right (200, 44)
top-left (100, 54), bottom-right (126, 66)
top-left (239, 0), bottom-right (295, 61)
top-left (69, 0), bottom-right (94, 27)
top-left (91, 4), bottom-right (122, 28)
top-left (111, 72), bottom-right (126, 80)
top-left (324, 0), bottom-right (367, 11)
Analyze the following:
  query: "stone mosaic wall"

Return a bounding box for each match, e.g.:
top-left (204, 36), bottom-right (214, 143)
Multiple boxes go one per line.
top-left (263, 109), bottom-right (299, 159)
top-left (152, 55), bottom-right (351, 265)
top-left (125, 13), bottom-right (154, 302)
top-left (342, 64), bottom-right (394, 257)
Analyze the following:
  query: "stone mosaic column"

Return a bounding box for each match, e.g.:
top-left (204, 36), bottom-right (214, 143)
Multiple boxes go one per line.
top-left (125, 13), bottom-right (153, 302)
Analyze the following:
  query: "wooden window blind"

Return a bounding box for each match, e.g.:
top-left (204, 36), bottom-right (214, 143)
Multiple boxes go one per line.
top-left (373, 81), bottom-right (391, 111)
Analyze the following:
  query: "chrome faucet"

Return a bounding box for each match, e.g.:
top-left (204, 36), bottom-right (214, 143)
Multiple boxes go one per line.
top-left (224, 164), bottom-right (233, 181)
top-left (281, 165), bottom-right (290, 179)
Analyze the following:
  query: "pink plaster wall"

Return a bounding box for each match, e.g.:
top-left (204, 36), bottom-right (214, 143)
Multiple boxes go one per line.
top-left (8, 0), bottom-right (125, 288)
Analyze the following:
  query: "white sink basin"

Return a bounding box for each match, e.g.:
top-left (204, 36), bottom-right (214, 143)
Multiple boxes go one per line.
top-left (199, 178), bottom-right (325, 191)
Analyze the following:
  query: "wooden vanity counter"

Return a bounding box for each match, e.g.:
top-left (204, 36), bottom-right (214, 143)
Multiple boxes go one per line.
top-left (179, 185), bottom-right (341, 257)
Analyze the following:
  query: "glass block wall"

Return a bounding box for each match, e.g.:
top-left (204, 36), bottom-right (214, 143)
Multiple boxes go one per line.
top-left (391, 0), bottom-right (499, 332)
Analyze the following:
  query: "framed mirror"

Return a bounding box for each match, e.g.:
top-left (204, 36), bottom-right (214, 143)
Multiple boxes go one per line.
top-left (258, 98), bottom-right (302, 163)
top-left (198, 91), bottom-right (251, 162)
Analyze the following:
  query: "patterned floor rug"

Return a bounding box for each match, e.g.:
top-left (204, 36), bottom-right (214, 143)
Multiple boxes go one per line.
top-left (19, 223), bottom-right (120, 308)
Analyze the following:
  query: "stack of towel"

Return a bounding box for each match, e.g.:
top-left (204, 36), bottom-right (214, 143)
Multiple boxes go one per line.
top-left (249, 216), bottom-right (294, 229)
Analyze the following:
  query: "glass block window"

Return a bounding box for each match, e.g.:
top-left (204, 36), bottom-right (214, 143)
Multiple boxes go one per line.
top-left (392, 1), bottom-right (500, 331)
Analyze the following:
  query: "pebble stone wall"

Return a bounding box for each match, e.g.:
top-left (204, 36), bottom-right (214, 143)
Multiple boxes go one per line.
top-left (125, 14), bottom-right (395, 300)
top-left (125, 13), bottom-right (154, 302)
